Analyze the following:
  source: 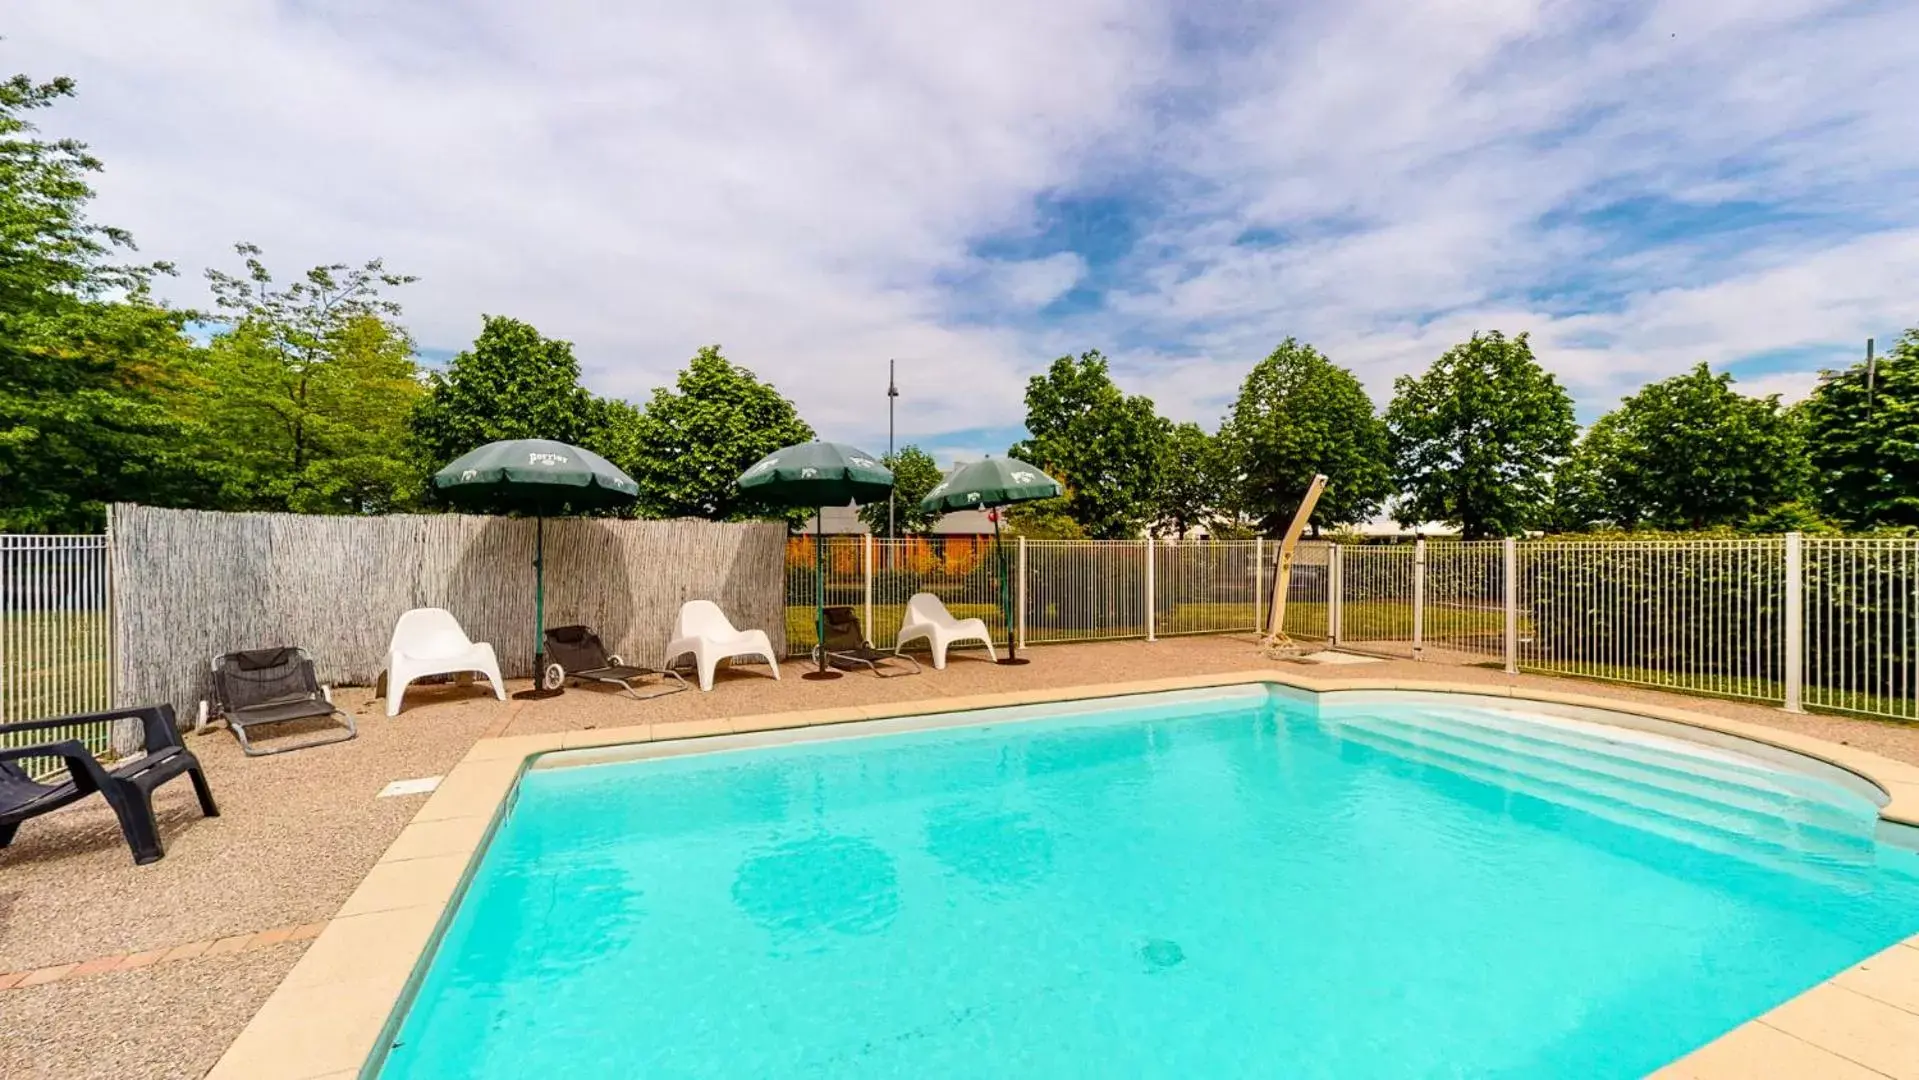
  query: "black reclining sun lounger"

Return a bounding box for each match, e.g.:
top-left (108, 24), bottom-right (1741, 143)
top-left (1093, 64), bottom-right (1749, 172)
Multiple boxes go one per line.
top-left (820, 606), bottom-right (921, 678)
top-left (0, 704), bottom-right (220, 865)
top-left (205, 646), bottom-right (357, 756)
top-left (542, 625), bottom-right (689, 699)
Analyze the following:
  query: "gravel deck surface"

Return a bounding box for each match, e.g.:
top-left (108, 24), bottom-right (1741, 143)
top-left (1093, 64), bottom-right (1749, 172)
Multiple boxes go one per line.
top-left (0, 944), bottom-right (304, 1080)
top-left (4, 635), bottom-right (1918, 1078)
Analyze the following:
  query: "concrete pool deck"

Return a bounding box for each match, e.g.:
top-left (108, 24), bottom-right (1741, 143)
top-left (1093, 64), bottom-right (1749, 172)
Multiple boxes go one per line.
top-left (6, 636), bottom-right (1919, 1078)
top-left (205, 668), bottom-right (1919, 1080)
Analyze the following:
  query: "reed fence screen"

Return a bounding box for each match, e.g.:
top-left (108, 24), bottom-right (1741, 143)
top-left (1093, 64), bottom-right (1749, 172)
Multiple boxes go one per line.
top-left (11, 524), bottom-right (1919, 744)
top-left (110, 504), bottom-right (787, 715)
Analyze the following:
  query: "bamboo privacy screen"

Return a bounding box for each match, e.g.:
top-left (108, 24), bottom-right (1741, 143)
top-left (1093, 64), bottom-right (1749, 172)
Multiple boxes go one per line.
top-left (111, 505), bottom-right (787, 711)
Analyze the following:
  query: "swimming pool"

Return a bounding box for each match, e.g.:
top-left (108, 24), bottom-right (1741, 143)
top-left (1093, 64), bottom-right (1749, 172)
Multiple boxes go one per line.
top-left (370, 685), bottom-right (1919, 1078)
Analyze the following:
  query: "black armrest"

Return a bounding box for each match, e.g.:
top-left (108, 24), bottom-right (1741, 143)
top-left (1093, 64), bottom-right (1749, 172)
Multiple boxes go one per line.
top-left (0, 738), bottom-right (110, 795)
top-left (0, 705), bottom-right (183, 756)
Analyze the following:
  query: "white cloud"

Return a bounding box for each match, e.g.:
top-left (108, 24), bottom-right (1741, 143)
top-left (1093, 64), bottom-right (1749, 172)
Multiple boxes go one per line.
top-left (988, 253), bottom-right (1087, 309)
top-left (1735, 371), bottom-right (1820, 405)
top-left (1095, 0), bottom-right (1918, 414)
top-left (8, 1), bottom-right (1916, 450)
top-left (6, 0), bottom-right (1171, 445)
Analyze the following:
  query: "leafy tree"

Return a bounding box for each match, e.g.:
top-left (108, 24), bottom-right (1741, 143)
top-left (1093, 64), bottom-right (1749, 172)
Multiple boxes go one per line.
top-left (857, 445), bottom-right (942, 535)
top-left (1802, 330), bottom-right (1919, 528)
top-left (573, 395), bottom-right (647, 493)
top-left (1217, 339), bottom-right (1392, 534)
top-left (1541, 436), bottom-right (1607, 533)
top-left (0, 70), bottom-right (217, 530)
top-left (410, 315), bottom-right (601, 474)
top-left (1008, 350), bottom-right (1167, 539)
top-left (1152, 421), bottom-right (1225, 537)
top-left (1740, 499), bottom-right (1840, 536)
top-left (1386, 331), bottom-right (1575, 539)
top-left (196, 244), bottom-right (424, 513)
top-left (621, 345), bottom-right (813, 520)
top-left (1562, 364), bottom-right (1809, 530)
top-left (1006, 473), bottom-right (1087, 539)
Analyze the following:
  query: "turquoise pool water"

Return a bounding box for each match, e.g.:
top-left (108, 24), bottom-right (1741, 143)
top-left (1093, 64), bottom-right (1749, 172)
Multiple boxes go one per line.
top-left (373, 687), bottom-right (1919, 1078)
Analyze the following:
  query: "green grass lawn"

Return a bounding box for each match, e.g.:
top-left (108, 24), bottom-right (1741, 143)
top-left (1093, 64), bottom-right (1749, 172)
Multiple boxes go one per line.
top-left (1281, 601), bottom-right (1509, 643)
top-left (782, 599), bottom-right (1511, 652)
top-left (1510, 656), bottom-right (1919, 721)
top-left (1, 610), bottom-right (116, 771)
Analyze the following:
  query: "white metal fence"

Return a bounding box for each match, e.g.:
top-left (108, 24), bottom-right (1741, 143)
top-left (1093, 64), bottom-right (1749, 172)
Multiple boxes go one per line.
top-left (784, 532), bottom-right (1919, 724)
top-left (1516, 538), bottom-right (1789, 702)
top-left (1, 534), bottom-right (117, 767)
top-left (8, 530), bottom-right (1919, 740)
top-left (784, 536), bottom-right (1297, 656)
top-left (1803, 537), bottom-right (1919, 718)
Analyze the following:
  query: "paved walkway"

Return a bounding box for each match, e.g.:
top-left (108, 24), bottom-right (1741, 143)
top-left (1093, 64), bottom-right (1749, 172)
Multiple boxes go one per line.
top-left (0, 921), bottom-right (330, 991)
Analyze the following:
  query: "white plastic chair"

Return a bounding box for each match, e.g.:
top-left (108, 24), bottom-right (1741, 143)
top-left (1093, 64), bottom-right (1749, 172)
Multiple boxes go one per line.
top-left (384, 608), bottom-right (506, 716)
top-left (896, 592), bottom-right (996, 669)
top-left (663, 600), bottom-right (781, 692)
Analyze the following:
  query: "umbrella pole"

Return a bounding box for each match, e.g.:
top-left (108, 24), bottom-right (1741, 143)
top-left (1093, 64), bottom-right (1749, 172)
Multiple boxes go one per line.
top-left (535, 513), bottom-right (545, 672)
top-left (816, 510), bottom-right (826, 672)
top-left (515, 512), bottom-right (561, 700)
top-left (994, 510), bottom-right (1028, 666)
top-left (804, 508), bottom-right (842, 680)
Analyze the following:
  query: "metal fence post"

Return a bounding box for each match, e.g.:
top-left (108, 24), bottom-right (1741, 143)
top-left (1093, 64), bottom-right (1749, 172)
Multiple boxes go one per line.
top-left (1784, 531), bottom-right (1803, 712)
top-left (862, 533), bottom-right (874, 641)
top-left (1412, 538), bottom-right (1426, 660)
top-left (1503, 537), bottom-right (1517, 675)
top-left (1143, 539), bottom-right (1156, 642)
top-left (1329, 544), bottom-right (1343, 646)
top-left (105, 504), bottom-right (120, 710)
top-left (1252, 537), bottom-right (1264, 633)
top-left (1016, 534), bottom-right (1028, 650)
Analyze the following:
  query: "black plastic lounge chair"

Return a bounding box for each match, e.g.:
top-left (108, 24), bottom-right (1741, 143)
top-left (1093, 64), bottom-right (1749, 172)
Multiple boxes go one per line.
top-left (0, 704), bottom-right (219, 865)
top-left (541, 625), bottom-right (689, 699)
top-left (205, 646), bottom-right (356, 756)
top-left (819, 606), bottom-right (921, 678)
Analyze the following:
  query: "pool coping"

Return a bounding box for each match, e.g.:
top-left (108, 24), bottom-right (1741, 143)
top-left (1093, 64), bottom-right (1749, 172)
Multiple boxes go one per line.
top-left (201, 670), bottom-right (1919, 1080)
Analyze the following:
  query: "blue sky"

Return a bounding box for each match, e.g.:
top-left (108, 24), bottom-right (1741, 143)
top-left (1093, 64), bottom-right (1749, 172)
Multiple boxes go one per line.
top-left (12, 1), bottom-right (1918, 462)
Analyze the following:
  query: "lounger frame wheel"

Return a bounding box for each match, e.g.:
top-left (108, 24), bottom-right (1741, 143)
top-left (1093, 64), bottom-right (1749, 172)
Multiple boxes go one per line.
top-left (541, 625), bottom-right (689, 700)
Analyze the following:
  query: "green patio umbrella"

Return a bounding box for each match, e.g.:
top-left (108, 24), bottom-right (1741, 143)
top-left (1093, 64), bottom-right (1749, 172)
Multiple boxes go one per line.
top-left (432, 438), bottom-right (639, 696)
top-left (738, 441), bottom-right (894, 680)
top-left (920, 456), bottom-right (1061, 665)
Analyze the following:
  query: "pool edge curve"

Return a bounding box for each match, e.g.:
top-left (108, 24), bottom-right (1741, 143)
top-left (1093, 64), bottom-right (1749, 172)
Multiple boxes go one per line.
top-left (201, 669), bottom-right (1919, 1080)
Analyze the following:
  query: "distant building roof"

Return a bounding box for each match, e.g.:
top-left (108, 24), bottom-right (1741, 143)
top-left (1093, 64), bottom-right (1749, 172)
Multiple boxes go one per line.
top-left (796, 504), bottom-right (998, 536)
top-left (1352, 515), bottom-right (1459, 537)
top-left (797, 463), bottom-right (1008, 536)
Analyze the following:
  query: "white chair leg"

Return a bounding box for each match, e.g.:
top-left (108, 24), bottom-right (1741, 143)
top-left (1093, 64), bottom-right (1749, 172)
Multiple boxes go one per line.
top-left (698, 650), bottom-right (719, 692)
top-left (931, 635), bottom-right (949, 670)
top-left (481, 658), bottom-right (506, 700)
top-left (386, 671), bottom-right (409, 717)
top-left (984, 637), bottom-right (998, 662)
top-left (764, 651), bottom-right (781, 680)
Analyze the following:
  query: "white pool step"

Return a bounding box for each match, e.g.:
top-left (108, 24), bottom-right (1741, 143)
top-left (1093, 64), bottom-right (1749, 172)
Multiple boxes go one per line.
top-left (1323, 704), bottom-right (1862, 833)
top-left (1330, 702), bottom-right (1839, 805)
top-left (1323, 703), bottom-right (1862, 832)
top-left (1317, 705), bottom-right (1877, 878)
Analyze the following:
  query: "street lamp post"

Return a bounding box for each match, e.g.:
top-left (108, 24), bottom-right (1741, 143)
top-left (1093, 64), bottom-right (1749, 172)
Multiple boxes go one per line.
top-left (887, 359), bottom-right (899, 539)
